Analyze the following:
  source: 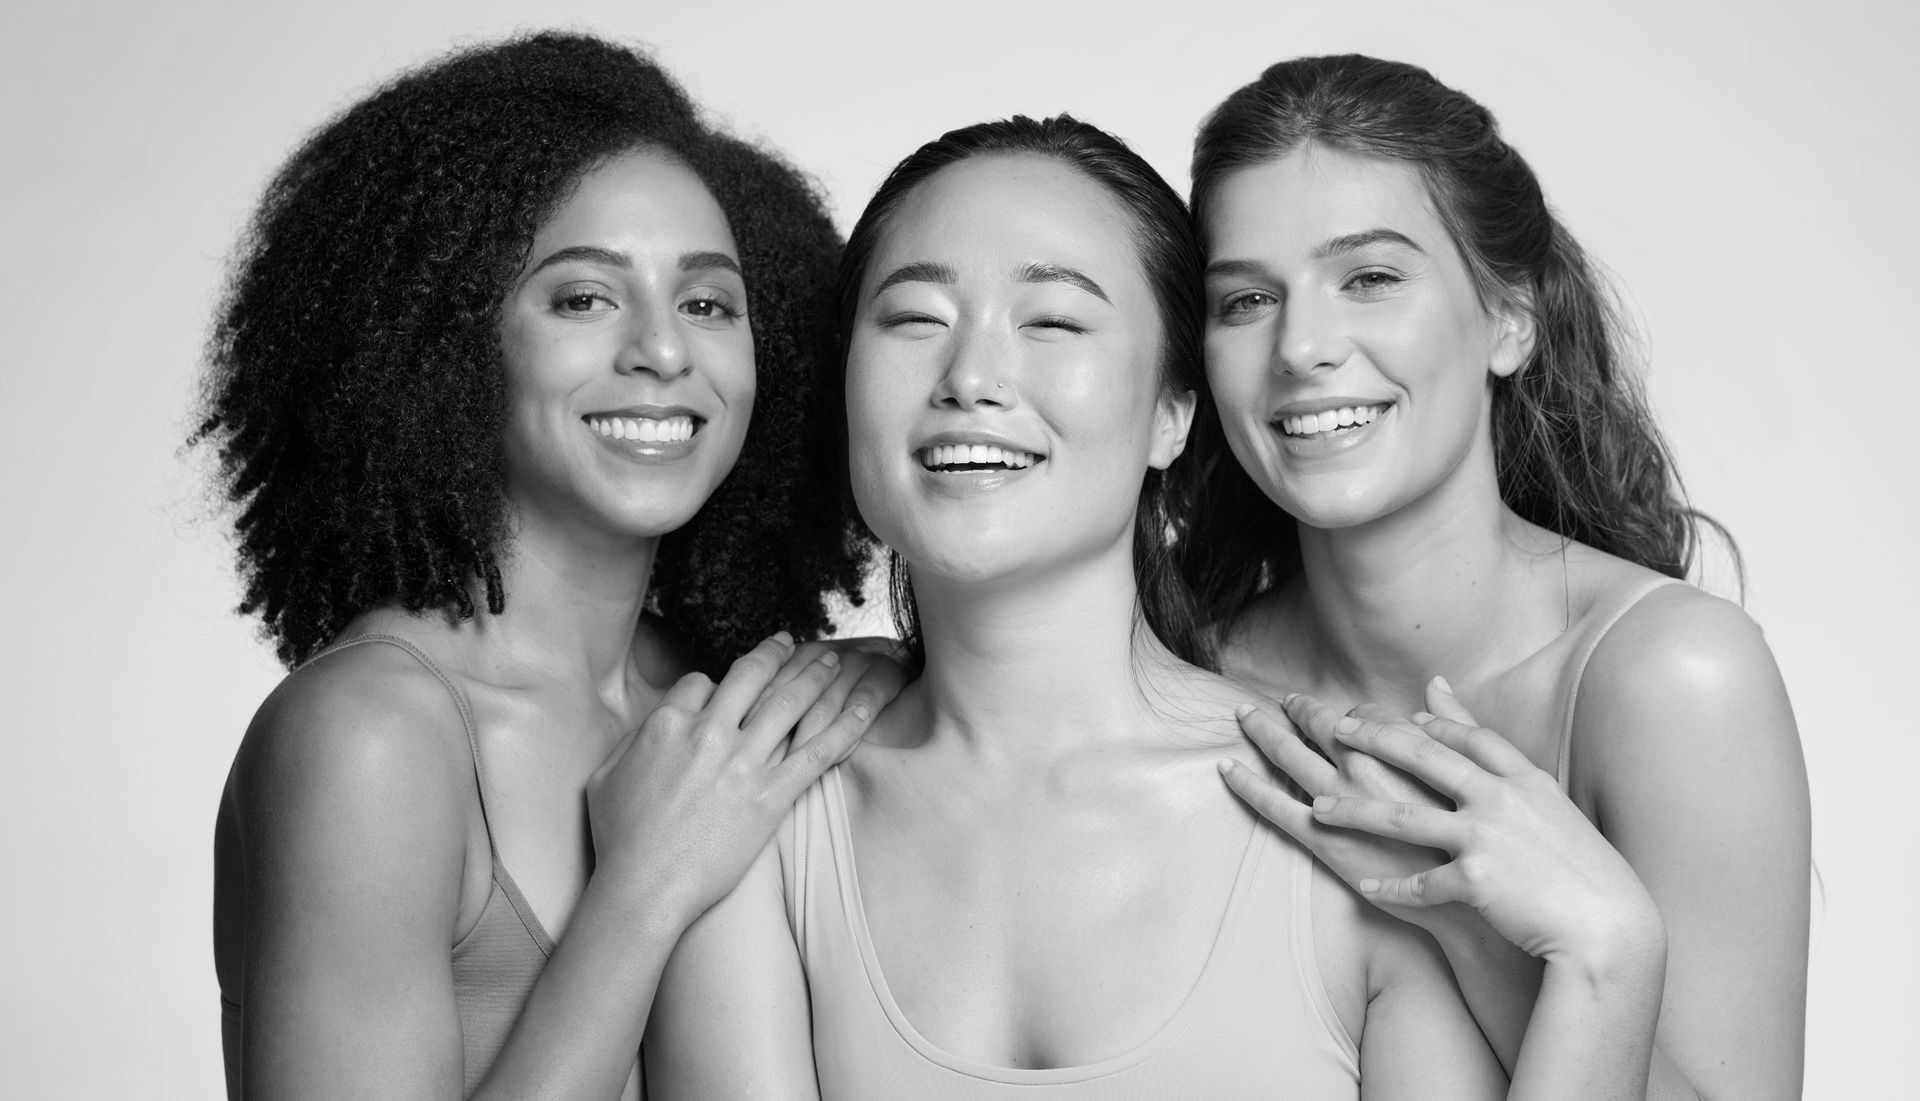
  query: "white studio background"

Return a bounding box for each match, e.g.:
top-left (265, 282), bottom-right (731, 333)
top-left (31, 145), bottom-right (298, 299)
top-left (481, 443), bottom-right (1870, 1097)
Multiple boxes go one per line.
top-left (1, 0), bottom-right (1910, 1096)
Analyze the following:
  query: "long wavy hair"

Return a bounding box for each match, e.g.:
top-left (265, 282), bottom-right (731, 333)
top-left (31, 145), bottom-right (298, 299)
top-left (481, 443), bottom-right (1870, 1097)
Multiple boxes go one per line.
top-left (837, 114), bottom-right (1214, 669)
top-left (194, 32), bottom-right (868, 669)
top-left (1184, 54), bottom-right (1728, 627)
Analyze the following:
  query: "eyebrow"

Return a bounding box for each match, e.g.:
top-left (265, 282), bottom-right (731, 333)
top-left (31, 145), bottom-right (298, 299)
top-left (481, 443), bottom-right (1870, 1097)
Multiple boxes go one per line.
top-left (1313, 228), bottom-right (1426, 259)
top-left (1203, 257), bottom-right (1269, 281)
top-left (1018, 261), bottom-right (1110, 304)
top-left (526, 246), bottom-right (743, 278)
top-left (870, 261), bottom-right (959, 298)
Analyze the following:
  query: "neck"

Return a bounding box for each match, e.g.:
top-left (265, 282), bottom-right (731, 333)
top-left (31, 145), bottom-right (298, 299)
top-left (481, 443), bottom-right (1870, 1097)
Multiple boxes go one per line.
top-left (908, 541), bottom-right (1174, 767)
top-left (453, 505), bottom-right (661, 719)
top-left (1288, 442), bottom-right (1559, 709)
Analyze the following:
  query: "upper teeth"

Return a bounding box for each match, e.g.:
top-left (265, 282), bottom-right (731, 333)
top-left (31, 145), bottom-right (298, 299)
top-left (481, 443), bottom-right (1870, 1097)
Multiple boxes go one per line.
top-left (588, 414), bottom-right (695, 443)
top-left (1279, 404), bottom-right (1387, 437)
top-left (920, 444), bottom-right (1040, 470)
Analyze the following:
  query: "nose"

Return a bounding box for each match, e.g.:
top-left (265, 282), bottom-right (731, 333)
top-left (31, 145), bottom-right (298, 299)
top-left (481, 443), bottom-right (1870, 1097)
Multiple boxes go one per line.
top-left (931, 322), bottom-right (1015, 410)
top-left (616, 300), bottom-right (692, 380)
top-left (1272, 291), bottom-right (1348, 378)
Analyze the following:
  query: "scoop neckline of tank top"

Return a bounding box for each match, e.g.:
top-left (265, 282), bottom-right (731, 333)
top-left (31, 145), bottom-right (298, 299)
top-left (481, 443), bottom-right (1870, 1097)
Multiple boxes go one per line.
top-left (824, 767), bottom-right (1269, 1084)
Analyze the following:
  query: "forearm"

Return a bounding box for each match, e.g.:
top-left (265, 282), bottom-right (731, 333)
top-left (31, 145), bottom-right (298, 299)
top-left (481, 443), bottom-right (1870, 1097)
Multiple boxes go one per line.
top-left (1436, 917), bottom-right (1712, 1101)
top-left (1427, 912), bottom-right (1544, 1076)
top-left (1507, 924), bottom-right (1667, 1101)
top-left (472, 868), bottom-right (697, 1101)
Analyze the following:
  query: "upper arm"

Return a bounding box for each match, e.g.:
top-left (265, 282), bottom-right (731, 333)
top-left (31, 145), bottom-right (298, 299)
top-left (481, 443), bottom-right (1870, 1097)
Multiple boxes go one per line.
top-left (1353, 902), bottom-right (1507, 1100)
top-left (645, 841), bottom-right (818, 1100)
top-left (1577, 589), bottom-right (1810, 1099)
top-left (227, 659), bottom-right (474, 1100)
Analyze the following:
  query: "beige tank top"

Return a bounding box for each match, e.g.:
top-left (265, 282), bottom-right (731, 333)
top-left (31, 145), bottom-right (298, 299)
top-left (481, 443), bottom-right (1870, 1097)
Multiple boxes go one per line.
top-left (220, 633), bottom-right (642, 1100)
top-left (780, 767), bottom-right (1360, 1099)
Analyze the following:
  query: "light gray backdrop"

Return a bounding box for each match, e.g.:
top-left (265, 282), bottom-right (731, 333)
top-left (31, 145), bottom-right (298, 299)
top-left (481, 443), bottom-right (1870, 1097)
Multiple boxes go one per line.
top-left (1, 0), bottom-right (1910, 1096)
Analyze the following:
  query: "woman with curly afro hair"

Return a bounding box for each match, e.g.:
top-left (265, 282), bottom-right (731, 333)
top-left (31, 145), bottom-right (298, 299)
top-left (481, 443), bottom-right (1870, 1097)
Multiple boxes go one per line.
top-left (202, 32), bottom-right (901, 1100)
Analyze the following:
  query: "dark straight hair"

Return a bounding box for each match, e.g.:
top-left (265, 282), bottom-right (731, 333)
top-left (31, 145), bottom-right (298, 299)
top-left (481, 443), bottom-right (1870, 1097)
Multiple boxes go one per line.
top-left (1183, 54), bottom-right (1728, 630)
top-left (838, 114), bottom-right (1215, 669)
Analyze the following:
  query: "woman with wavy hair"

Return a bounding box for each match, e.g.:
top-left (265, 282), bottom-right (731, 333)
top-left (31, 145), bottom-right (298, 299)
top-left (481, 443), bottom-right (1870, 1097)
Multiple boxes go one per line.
top-left (201, 32), bottom-right (898, 1100)
top-left (1188, 55), bottom-right (1810, 1100)
top-left (649, 114), bottom-right (1669, 1099)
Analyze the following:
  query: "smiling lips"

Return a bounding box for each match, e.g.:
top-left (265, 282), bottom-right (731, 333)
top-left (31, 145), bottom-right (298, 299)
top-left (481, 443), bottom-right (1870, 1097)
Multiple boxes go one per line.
top-left (585, 413), bottom-right (697, 443)
top-left (919, 443), bottom-right (1043, 471)
top-left (1276, 402), bottom-right (1390, 439)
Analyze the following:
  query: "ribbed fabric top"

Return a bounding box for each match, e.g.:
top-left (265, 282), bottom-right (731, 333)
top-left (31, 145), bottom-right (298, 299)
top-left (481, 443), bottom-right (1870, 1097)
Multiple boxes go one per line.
top-left (781, 768), bottom-right (1360, 1099)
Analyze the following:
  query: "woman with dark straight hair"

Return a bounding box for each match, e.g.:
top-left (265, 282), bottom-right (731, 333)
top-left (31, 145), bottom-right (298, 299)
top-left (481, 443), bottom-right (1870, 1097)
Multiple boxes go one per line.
top-left (649, 113), bottom-right (1668, 1100)
top-left (1189, 54), bottom-right (1809, 1100)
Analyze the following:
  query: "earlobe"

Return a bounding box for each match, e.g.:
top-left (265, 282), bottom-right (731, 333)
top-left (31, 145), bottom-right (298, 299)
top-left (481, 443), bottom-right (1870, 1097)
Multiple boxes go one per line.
top-left (1149, 389), bottom-right (1197, 470)
top-left (1490, 303), bottom-right (1537, 379)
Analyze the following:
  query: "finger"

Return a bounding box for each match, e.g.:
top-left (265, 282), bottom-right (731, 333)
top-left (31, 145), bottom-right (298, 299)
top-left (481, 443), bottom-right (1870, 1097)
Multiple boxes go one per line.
top-left (1358, 863), bottom-right (1467, 909)
top-left (1278, 692), bottom-right (1347, 759)
top-left (1238, 705), bottom-right (1336, 794)
top-left (1412, 714), bottom-right (1535, 778)
top-left (704, 633), bottom-right (800, 722)
top-left (800, 651), bottom-right (909, 744)
top-left (793, 650), bottom-right (877, 744)
top-left (1422, 675), bottom-right (1480, 725)
top-left (1310, 795), bottom-right (1461, 850)
top-left (661, 670), bottom-right (718, 713)
top-left (770, 697), bottom-right (876, 800)
top-left (1331, 716), bottom-right (1486, 802)
top-left (743, 651), bottom-right (842, 751)
top-left (1348, 701), bottom-right (1417, 730)
top-left (766, 638), bottom-right (831, 694)
top-left (1218, 757), bottom-right (1316, 837)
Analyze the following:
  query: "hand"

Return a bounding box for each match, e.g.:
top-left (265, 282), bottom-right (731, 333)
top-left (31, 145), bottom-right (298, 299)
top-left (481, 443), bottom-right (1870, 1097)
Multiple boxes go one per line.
top-left (1221, 691), bottom-right (1457, 930)
top-left (586, 633), bottom-right (876, 926)
top-left (1270, 679), bottom-right (1661, 965)
top-left (766, 636), bottom-right (913, 746)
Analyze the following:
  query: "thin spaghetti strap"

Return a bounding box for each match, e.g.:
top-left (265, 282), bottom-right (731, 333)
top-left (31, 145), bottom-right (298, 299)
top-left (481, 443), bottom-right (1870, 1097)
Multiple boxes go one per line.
top-left (1555, 577), bottom-right (1690, 789)
top-left (304, 633), bottom-right (500, 850)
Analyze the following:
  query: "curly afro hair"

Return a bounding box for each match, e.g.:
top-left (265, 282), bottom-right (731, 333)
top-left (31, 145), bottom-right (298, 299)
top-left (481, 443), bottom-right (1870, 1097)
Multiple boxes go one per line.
top-left (195, 31), bottom-right (869, 670)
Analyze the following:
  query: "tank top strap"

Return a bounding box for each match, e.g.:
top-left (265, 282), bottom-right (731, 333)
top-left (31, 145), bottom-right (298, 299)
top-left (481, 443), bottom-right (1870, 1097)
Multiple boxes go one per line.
top-left (1555, 577), bottom-right (1691, 788)
top-left (303, 633), bottom-right (503, 858)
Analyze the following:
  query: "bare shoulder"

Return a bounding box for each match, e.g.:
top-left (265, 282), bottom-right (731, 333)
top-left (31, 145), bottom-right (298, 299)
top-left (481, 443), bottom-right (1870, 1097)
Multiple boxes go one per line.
top-left (1571, 564), bottom-right (1802, 821)
top-left (227, 637), bottom-right (477, 848)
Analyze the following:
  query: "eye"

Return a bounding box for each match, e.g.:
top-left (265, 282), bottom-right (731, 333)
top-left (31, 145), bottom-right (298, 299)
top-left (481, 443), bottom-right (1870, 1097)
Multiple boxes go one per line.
top-left (1215, 289), bottom-right (1278, 323)
top-left (876, 312), bottom-right (945, 331)
top-left (680, 293), bottom-right (744, 323)
top-left (1343, 269), bottom-right (1404, 296)
top-left (552, 288), bottom-right (615, 317)
top-left (1025, 316), bottom-right (1088, 336)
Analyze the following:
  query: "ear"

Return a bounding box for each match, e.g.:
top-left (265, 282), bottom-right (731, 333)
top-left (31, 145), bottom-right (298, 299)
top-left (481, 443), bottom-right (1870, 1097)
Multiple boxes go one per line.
top-left (1488, 295), bottom-right (1537, 379)
top-left (1149, 387), bottom-right (1197, 470)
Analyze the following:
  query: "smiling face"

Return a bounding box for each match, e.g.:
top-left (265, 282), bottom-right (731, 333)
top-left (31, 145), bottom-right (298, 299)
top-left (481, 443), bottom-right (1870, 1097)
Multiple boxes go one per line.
top-left (1201, 145), bottom-right (1532, 531)
top-left (496, 148), bottom-right (754, 542)
top-left (846, 153), bottom-right (1192, 587)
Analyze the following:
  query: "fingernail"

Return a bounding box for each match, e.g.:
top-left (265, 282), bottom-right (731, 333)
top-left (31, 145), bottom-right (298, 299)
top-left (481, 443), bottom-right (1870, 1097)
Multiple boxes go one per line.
top-left (1432, 674), bottom-right (1453, 694)
top-left (1282, 692), bottom-right (1299, 704)
top-left (1335, 716), bottom-right (1361, 735)
top-left (1358, 878), bottom-right (1381, 894)
top-left (1412, 711), bottom-right (1434, 724)
top-left (849, 702), bottom-right (870, 721)
top-left (1217, 759), bottom-right (1235, 775)
top-left (1235, 704), bottom-right (1256, 720)
top-left (773, 631), bottom-right (794, 646)
top-left (817, 650), bottom-right (839, 666)
top-left (1312, 796), bottom-right (1333, 814)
